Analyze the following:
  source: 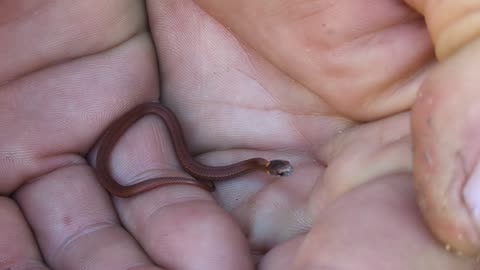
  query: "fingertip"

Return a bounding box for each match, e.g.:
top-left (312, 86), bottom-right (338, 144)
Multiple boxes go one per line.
top-left (122, 194), bottom-right (254, 270)
top-left (411, 63), bottom-right (480, 256)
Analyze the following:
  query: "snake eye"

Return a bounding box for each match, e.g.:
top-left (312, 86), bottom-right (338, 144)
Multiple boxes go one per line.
top-left (278, 169), bottom-right (293, 176)
top-left (266, 160), bottom-right (293, 176)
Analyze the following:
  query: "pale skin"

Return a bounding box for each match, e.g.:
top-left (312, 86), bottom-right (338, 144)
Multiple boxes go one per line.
top-left (1, 0), bottom-right (480, 269)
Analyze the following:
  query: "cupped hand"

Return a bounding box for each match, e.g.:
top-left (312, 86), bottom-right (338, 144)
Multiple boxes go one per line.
top-left (0, 1), bottom-right (477, 269)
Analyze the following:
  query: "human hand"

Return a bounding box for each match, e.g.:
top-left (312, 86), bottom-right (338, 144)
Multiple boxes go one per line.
top-left (178, 0), bottom-right (480, 268)
top-left (0, 1), bottom-right (477, 270)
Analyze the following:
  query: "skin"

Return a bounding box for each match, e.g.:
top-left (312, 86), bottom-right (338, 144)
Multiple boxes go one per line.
top-left (0, 0), bottom-right (479, 269)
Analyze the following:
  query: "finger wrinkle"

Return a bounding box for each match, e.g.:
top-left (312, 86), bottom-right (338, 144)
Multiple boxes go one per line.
top-left (0, 29), bottom-right (150, 90)
top-left (50, 221), bottom-right (117, 265)
top-left (1, 260), bottom-right (49, 270)
top-left (10, 154), bottom-right (86, 194)
top-left (142, 198), bottom-right (214, 228)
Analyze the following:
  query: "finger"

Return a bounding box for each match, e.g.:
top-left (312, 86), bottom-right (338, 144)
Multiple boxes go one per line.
top-left (0, 197), bottom-right (49, 269)
top-left (294, 175), bottom-right (475, 270)
top-left (92, 109), bottom-right (253, 269)
top-left (403, 0), bottom-right (480, 60)
top-left (309, 112), bottom-right (412, 216)
top-left (0, 0), bottom-right (145, 83)
top-left (391, 0), bottom-right (480, 256)
top-left (258, 237), bottom-right (303, 270)
top-left (412, 39), bottom-right (480, 255)
top-left (15, 164), bottom-right (162, 269)
top-left (194, 0), bottom-right (432, 121)
top-left (0, 0), bottom-right (156, 193)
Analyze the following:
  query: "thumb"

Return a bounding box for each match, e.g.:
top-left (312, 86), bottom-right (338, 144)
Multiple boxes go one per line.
top-left (412, 38), bottom-right (480, 256)
top-left (408, 0), bottom-right (480, 256)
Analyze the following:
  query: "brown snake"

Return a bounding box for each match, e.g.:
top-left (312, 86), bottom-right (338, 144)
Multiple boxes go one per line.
top-left (95, 102), bottom-right (293, 197)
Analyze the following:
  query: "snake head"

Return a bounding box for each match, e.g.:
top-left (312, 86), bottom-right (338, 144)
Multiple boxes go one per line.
top-left (266, 160), bottom-right (293, 176)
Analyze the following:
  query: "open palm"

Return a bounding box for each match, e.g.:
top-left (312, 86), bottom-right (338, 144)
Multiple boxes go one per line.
top-left (0, 1), bottom-right (476, 269)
